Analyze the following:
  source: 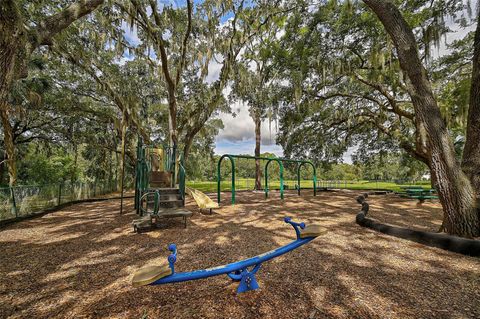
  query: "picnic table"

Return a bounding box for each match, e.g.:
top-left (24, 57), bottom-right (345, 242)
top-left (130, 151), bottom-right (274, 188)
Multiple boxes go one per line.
top-left (399, 188), bottom-right (438, 202)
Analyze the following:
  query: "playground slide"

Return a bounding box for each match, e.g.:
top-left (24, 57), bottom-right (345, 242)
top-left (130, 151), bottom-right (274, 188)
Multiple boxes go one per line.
top-left (185, 187), bottom-right (219, 210)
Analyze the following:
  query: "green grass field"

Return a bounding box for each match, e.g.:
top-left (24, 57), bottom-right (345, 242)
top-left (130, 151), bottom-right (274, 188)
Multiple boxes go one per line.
top-left (186, 179), bottom-right (432, 193)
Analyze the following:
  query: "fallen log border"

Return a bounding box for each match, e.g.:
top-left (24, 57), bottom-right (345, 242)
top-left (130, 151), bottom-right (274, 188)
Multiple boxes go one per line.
top-left (355, 193), bottom-right (480, 257)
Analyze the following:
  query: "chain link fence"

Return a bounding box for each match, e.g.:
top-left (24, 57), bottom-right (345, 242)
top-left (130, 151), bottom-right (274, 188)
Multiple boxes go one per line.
top-left (0, 180), bottom-right (129, 222)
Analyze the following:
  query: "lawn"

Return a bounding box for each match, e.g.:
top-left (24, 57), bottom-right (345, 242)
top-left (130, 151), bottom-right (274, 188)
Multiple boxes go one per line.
top-left (187, 179), bottom-right (432, 193)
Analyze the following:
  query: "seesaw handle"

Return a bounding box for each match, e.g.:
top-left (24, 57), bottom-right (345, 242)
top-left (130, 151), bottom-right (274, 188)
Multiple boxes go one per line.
top-left (168, 244), bottom-right (177, 273)
top-left (284, 217), bottom-right (305, 239)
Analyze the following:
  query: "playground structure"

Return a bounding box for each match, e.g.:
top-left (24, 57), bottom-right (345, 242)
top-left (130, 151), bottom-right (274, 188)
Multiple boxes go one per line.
top-left (217, 154), bottom-right (317, 205)
top-left (133, 141), bottom-right (190, 231)
top-left (132, 217), bottom-right (327, 293)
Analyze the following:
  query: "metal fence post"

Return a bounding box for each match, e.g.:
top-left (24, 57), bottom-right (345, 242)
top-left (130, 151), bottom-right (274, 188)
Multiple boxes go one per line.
top-left (10, 187), bottom-right (17, 218)
top-left (58, 183), bottom-right (62, 205)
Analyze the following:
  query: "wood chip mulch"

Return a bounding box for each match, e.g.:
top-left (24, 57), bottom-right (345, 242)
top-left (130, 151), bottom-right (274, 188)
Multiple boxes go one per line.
top-left (0, 190), bottom-right (479, 319)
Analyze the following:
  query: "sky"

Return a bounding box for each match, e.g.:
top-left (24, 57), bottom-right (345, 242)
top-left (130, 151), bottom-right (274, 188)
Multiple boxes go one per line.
top-left (120, 1), bottom-right (478, 162)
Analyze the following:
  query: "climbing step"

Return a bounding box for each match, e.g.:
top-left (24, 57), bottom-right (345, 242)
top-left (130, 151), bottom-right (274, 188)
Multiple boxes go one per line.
top-left (146, 187), bottom-right (181, 195)
top-left (157, 199), bottom-right (184, 208)
top-left (145, 194), bottom-right (182, 202)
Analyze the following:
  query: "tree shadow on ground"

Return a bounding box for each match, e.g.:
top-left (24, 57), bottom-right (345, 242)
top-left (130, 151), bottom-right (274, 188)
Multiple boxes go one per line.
top-left (0, 191), bottom-right (479, 318)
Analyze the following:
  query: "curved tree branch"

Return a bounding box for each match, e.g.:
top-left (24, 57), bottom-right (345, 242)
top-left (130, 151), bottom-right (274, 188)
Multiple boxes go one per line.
top-left (36, 0), bottom-right (105, 46)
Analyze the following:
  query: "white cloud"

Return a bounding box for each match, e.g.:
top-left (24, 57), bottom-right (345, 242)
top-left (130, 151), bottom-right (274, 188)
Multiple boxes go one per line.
top-left (214, 140), bottom-right (284, 156)
top-left (216, 100), bottom-right (278, 145)
top-left (204, 55), bottom-right (223, 84)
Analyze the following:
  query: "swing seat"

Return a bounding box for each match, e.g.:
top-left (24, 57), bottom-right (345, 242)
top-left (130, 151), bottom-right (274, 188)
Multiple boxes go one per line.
top-left (300, 225), bottom-right (327, 238)
top-left (132, 264), bottom-right (172, 287)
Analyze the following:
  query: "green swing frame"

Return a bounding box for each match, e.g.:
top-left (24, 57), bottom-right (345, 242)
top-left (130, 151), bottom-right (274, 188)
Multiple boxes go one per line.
top-left (217, 154), bottom-right (317, 205)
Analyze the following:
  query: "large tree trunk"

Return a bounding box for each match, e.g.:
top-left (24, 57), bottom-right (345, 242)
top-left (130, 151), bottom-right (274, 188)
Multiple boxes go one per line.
top-left (119, 118), bottom-right (127, 214)
top-left (166, 81), bottom-right (178, 148)
top-left (0, 1), bottom-right (22, 186)
top-left (71, 143), bottom-right (78, 183)
top-left (254, 113), bottom-right (262, 190)
top-left (364, 0), bottom-right (480, 237)
top-left (166, 93), bottom-right (178, 186)
top-left (182, 130), bottom-right (196, 161)
top-left (0, 150), bottom-right (5, 184)
top-left (462, 12), bottom-right (480, 196)
top-left (0, 109), bottom-right (16, 186)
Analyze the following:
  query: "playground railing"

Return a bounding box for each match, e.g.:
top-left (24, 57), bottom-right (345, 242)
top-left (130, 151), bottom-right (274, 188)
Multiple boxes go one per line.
top-left (164, 145), bottom-right (176, 174)
top-left (0, 179), bottom-right (131, 223)
top-left (179, 162), bottom-right (186, 203)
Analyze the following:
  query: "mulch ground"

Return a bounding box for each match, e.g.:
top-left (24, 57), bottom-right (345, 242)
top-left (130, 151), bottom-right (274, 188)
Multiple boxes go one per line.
top-left (0, 190), bottom-right (479, 319)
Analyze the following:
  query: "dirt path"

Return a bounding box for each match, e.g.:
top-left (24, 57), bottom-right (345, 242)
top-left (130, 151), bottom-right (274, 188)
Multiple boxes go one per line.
top-left (0, 190), bottom-right (479, 318)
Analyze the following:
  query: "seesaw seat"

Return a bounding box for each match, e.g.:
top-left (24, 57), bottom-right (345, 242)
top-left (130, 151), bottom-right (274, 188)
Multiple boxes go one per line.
top-left (300, 225), bottom-right (327, 238)
top-left (132, 264), bottom-right (172, 287)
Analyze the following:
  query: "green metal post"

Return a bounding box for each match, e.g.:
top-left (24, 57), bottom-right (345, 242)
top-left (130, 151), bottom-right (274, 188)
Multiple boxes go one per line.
top-left (217, 158), bottom-right (221, 203)
top-left (134, 139), bottom-right (142, 211)
top-left (297, 163), bottom-right (302, 195)
top-left (265, 159), bottom-right (284, 200)
top-left (217, 155), bottom-right (235, 205)
top-left (296, 161), bottom-right (316, 196)
top-left (153, 191), bottom-right (159, 214)
top-left (280, 162), bottom-right (284, 200)
top-left (265, 165), bottom-right (269, 198)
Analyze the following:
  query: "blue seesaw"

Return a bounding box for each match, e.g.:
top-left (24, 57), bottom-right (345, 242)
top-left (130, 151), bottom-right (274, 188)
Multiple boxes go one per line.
top-left (132, 217), bottom-right (326, 293)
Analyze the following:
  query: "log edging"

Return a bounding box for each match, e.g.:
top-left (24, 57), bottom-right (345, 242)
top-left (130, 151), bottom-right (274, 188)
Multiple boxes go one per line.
top-left (355, 193), bottom-right (480, 257)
